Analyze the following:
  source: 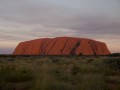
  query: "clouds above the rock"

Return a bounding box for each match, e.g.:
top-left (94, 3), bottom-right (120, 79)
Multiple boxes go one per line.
top-left (0, 0), bottom-right (120, 53)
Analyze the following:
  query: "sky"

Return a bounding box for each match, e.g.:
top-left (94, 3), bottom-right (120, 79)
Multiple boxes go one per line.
top-left (0, 0), bottom-right (120, 54)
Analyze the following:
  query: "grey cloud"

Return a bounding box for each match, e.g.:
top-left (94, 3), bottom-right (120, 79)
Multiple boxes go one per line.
top-left (0, 0), bottom-right (120, 36)
top-left (0, 0), bottom-right (70, 24)
top-left (0, 15), bottom-right (120, 42)
top-left (0, 0), bottom-right (120, 53)
top-left (64, 16), bottom-right (120, 35)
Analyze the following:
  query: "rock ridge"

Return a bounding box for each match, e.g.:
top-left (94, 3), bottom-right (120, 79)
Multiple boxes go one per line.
top-left (13, 37), bottom-right (111, 55)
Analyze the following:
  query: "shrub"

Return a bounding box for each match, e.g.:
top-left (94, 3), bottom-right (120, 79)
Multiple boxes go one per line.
top-left (109, 53), bottom-right (120, 57)
top-left (104, 58), bottom-right (120, 71)
top-left (6, 58), bottom-right (15, 61)
top-left (0, 65), bottom-right (33, 90)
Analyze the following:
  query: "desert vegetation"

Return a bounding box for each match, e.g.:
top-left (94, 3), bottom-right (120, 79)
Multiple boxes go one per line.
top-left (0, 55), bottom-right (120, 90)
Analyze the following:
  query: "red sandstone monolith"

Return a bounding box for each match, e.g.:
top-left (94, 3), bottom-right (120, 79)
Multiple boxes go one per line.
top-left (13, 37), bottom-right (111, 55)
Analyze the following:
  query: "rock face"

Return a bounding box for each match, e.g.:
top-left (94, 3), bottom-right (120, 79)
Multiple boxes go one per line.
top-left (13, 37), bottom-right (111, 55)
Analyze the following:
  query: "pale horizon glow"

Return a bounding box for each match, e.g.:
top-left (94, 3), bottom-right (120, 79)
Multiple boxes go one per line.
top-left (0, 0), bottom-right (120, 54)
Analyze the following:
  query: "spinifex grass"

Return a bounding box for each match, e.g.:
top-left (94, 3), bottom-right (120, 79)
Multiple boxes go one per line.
top-left (0, 56), bottom-right (119, 90)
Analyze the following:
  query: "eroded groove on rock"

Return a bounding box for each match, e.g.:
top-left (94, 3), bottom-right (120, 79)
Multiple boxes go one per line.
top-left (47, 39), bottom-right (57, 54)
top-left (70, 42), bottom-right (80, 55)
top-left (61, 39), bottom-right (69, 53)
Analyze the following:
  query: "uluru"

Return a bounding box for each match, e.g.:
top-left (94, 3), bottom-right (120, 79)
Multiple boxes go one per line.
top-left (13, 37), bottom-right (111, 55)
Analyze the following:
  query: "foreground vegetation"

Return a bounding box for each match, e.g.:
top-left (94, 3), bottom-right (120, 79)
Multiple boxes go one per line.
top-left (0, 55), bottom-right (120, 90)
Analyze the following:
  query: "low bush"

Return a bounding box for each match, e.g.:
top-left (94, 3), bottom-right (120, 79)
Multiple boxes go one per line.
top-left (103, 58), bottom-right (120, 71)
top-left (0, 65), bottom-right (33, 90)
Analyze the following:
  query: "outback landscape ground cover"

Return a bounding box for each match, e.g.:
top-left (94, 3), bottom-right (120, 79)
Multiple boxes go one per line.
top-left (0, 55), bottom-right (120, 90)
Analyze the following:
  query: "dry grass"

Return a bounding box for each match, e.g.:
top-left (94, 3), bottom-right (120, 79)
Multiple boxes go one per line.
top-left (0, 56), bottom-right (119, 90)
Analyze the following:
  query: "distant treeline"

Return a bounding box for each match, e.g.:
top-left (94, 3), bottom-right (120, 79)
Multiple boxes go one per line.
top-left (0, 53), bottom-right (120, 57)
top-left (109, 53), bottom-right (120, 57)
